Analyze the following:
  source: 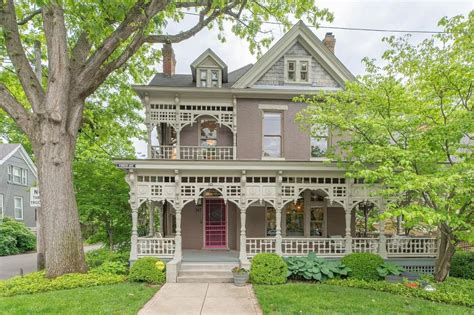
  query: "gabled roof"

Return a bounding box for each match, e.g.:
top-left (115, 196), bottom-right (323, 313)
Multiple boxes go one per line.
top-left (232, 21), bottom-right (356, 89)
top-left (190, 49), bottom-right (228, 82)
top-left (0, 143), bottom-right (37, 178)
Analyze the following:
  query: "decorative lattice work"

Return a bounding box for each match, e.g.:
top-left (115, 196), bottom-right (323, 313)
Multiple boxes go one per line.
top-left (386, 238), bottom-right (438, 257)
top-left (283, 177), bottom-right (346, 184)
top-left (180, 146), bottom-right (233, 160)
top-left (151, 145), bottom-right (176, 159)
top-left (246, 238), bottom-right (276, 257)
top-left (181, 185), bottom-right (196, 198)
top-left (151, 185), bottom-right (162, 197)
top-left (226, 185), bottom-right (241, 197)
top-left (150, 104), bottom-right (177, 124)
top-left (137, 176), bottom-right (175, 183)
top-left (402, 265), bottom-right (435, 274)
top-left (137, 237), bottom-right (175, 258)
top-left (352, 238), bottom-right (379, 253)
top-left (282, 238), bottom-right (346, 256)
top-left (332, 186), bottom-right (347, 197)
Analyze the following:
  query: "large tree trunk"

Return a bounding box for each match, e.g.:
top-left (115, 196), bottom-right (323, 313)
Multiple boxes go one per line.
top-left (33, 129), bottom-right (87, 278)
top-left (435, 223), bottom-right (456, 282)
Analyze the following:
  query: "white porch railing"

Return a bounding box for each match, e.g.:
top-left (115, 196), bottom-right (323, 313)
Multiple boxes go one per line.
top-left (386, 237), bottom-right (438, 257)
top-left (352, 238), bottom-right (379, 253)
top-left (137, 237), bottom-right (175, 258)
top-left (246, 238), bottom-right (276, 257)
top-left (282, 238), bottom-right (346, 256)
top-left (151, 145), bottom-right (233, 160)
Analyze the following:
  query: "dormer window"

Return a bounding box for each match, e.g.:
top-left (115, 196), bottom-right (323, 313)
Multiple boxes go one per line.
top-left (197, 68), bottom-right (221, 88)
top-left (200, 70), bottom-right (208, 87)
top-left (285, 57), bottom-right (311, 84)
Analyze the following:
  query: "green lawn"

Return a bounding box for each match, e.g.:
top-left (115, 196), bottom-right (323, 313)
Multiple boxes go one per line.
top-left (254, 283), bottom-right (474, 315)
top-left (0, 283), bottom-right (158, 315)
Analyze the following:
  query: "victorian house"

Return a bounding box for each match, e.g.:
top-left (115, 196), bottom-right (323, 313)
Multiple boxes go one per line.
top-left (115, 22), bottom-right (438, 283)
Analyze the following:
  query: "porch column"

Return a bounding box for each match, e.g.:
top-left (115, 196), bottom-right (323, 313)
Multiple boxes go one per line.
top-left (344, 205), bottom-right (353, 254)
top-left (232, 96), bottom-right (237, 160)
top-left (175, 205), bottom-right (183, 261)
top-left (148, 201), bottom-right (155, 236)
top-left (378, 203), bottom-right (388, 259)
top-left (158, 202), bottom-right (164, 236)
top-left (239, 205), bottom-right (250, 267)
top-left (275, 206), bottom-right (283, 256)
top-left (175, 95), bottom-right (181, 159)
top-left (130, 203), bottom-right (139, 262)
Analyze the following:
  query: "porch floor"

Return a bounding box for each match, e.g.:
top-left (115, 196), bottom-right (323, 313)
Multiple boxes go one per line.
top-left (182, 250), bottom-right (239, 263)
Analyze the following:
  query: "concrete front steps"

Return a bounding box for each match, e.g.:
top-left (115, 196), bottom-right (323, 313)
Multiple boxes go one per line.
top-left (177, 262), bottom-right (238, 283)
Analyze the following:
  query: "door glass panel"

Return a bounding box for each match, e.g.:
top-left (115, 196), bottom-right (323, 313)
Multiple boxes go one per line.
top-left (286, 198), bottom-right (304, 236)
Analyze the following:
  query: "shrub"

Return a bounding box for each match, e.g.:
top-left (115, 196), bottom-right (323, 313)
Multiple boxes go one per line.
top-left (450, 251), bottom-right (474, 280)
top-left (92, 261), bottom-right (128, 275)
top-left (326, 277), bottom-right (474, 307)
top-left (250, 253), bottom-right (287, 285)
top-left (377, 263), bottom-right (405, 278)
top-left (85, 248), bottom-right (129, 269)
top-left (286, 253), bottom-right (350, 281)
top-left (341, 253), bottom-right (384, 281)
top-left (129, 257), bottom-right (166, 284)
top-left (0, 271), bottom-right (125, 297)
top-left (0, 218), bottom-right (36, 256)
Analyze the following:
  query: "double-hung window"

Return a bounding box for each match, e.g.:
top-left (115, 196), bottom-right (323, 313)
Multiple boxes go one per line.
top-left (263, 112), bottom-right (282, 158)
top-left (0, 194), bottom-right (3, 219)
top-left (197, 68), bottom-right (221, 88)
top-left (285, 57), bottom-right (311, 84)
top-left (14, 196), bottom-right (23, 220)
top-left (211, 70), bottom-right (219, 87)
top-left (310, 125), bottom-right (329, 158)
top-left (8, 166), bottom-right (27, 185)
top-left (200, 70), bottom-right (208, 87)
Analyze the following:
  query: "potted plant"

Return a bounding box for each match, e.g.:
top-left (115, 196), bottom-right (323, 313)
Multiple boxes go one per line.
top-left (232, 266), bottom-right (249, 287)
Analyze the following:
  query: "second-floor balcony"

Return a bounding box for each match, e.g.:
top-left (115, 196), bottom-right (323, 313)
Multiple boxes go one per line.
top-left (151, 145), bottom-right (234, 160)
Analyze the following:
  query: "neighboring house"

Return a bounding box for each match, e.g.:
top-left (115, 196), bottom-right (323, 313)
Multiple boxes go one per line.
top-left (0, 144), bottom-right (38, 229)
top-left (115, 21), bottom-right (438, 282)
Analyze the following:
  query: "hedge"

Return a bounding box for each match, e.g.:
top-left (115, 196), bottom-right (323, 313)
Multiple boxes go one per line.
top-left (129, 257), bottom-right (166, 285)
top-left (250, 253), bottom-right (287, 285)
top-left (450, 251), bottom-right (474, 280)
top-left (0, 218), bottom-right (36, 256)
top-left (341, 253), bottom-right (384, 281)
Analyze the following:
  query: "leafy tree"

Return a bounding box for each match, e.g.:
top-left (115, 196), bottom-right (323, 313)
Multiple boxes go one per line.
top-left (297, 13), bottom-right (473, 281)
top-left (0, 0), bottom-right (333, 277)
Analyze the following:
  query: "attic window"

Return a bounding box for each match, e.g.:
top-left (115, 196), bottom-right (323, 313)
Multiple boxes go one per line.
top-left (197, 68), bottom-right (221, 88)
top-left (285, 57), bottom-right (311, 84)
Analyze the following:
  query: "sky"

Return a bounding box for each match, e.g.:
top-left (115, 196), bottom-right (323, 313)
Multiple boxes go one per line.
top-left (133, 0), bottom-right (473, 157)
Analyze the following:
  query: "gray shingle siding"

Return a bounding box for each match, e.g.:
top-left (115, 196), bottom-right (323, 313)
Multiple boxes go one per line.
top-left (0, 149), bottom-right (37, 228)
top-left (254, 42), bottom-right (339, 88)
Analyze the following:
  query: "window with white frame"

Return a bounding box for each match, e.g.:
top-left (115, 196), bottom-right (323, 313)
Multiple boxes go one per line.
top-left (0, 194), bottom-right (3, 219)
top-left (14, 196), bottom-right (23, 220)
top-left (200, 118), bottom-right (217, 147)
top-left (8, 165), bottom-right (27, 185)
top-left (285, 57), bottom-right (311, 84)
top-left (197, 68), bottom-right (221, 88)
top-left (311, 125), bottom-right (329, 158)
top-left (262, 112), bottom-right (282, 158)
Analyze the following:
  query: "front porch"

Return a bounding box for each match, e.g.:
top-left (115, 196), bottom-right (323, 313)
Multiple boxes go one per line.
top-left (119, 161), bottom-right (439, 281)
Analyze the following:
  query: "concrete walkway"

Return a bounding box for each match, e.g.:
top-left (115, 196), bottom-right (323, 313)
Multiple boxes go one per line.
top-left (139, 283), bottom-right (262, 315)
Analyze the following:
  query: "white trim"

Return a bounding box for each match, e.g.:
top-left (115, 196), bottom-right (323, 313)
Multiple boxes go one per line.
top-left (14, 196), bottom-right (23, 220)
top-left (258, 104), bottom-right (288, 111)
top-left (232, 21), bottom-right (355, 89)
top-left (262, 157), bottom-right (286, 161)
top-left (0, 144), bottom-right (37, 179)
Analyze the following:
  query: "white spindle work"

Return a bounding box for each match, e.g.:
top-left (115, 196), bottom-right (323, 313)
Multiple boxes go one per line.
top-left (151, 145), bottom-right (233, 160)
top-left (352, 238), bottom-right (379, 253)
top-left (386, 238), bottom-right (438, 257)
top-left (137, 237), bottom-right (176, 258)
top-left (246, 238), bottom-right (276, 257)
top-left (282, 238), bottom-right (346, 256)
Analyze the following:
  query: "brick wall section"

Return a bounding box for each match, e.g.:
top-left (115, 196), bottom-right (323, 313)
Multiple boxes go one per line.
top-left (162, 43), bottom-right (176, 76)
top-left (254, 42), bottom-right (339, 88)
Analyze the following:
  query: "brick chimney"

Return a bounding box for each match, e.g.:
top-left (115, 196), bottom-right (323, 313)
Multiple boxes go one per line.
top-left (162, 43), bottom-right (176, 76)
top-left (322, 32), bottom-right (336, 53)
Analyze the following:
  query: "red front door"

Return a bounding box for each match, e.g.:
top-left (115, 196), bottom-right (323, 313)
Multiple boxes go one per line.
top-left (204, 199), bottom-right (227, 248)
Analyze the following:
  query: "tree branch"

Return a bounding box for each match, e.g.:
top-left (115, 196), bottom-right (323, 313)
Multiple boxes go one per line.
top-left (0, 83), bottom-right (33, 137)
top-left (17, 8), bottom-right (42, 25)
top-left (0, 0), bottom-right (45, 111)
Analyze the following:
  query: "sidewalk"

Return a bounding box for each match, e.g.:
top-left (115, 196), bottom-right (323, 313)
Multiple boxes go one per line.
top-left (139, 283), bottom-right (262, 315)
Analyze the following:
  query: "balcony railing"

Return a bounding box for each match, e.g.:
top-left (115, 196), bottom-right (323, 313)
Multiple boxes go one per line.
top-left (282, 238), bottom-right (346, 256)
top-left (386, 237), bottom-right (438, 257)
top-left (151, 145), bottom-right (234, 160)
top-left (352, 237), bottom-right (379, 253)
top-left (246, 238), bottom-right (276, 257)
